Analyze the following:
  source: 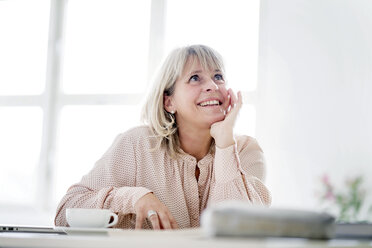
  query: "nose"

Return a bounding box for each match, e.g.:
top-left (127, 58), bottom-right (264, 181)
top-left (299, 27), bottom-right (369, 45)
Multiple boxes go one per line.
top-left (204, 78), bottom-right (219, 92)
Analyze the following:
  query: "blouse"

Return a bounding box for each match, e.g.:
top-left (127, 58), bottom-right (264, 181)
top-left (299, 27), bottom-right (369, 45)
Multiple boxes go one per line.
top-left (54, 125), bottom-right (271, 229)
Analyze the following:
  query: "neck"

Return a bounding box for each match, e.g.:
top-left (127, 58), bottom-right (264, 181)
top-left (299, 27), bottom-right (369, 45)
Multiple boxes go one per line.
top-left (177, 125), bottom-right (212, 161)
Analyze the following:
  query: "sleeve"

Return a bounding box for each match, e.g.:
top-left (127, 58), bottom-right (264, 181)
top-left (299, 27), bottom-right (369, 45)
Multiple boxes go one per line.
top-left (208, 136), bottom-right (272, 207)
top-left (54, 132), bottom-right (152, 227)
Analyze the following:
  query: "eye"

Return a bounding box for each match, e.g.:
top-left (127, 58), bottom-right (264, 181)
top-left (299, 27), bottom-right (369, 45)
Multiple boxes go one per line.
top-left (189, 75), bottom-right (200, 82)
top-left (214, 74), bottom-right (224, 81)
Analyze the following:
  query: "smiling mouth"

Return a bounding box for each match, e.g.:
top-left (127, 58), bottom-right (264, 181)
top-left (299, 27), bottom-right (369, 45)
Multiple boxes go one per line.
top-left (197, 100), bottom-right (222, 107)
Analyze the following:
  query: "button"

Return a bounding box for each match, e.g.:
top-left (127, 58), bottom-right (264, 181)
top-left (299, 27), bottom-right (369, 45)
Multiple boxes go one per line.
top-left (192, 214), bottom-right (198, 220)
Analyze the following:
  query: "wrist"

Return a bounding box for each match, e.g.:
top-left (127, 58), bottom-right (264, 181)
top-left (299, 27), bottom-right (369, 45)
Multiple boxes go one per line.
top-left (215, 131), bottom-right (235, 148)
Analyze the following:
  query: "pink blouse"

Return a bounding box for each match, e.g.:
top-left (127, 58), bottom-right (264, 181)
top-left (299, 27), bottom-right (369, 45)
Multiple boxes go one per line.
top-left (55, 126), bottom-right (271, 229)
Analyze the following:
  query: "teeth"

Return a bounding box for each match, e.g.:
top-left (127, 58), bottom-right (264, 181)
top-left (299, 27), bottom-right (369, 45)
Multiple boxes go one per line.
top-left (199, 100), bottom-right (219, 106)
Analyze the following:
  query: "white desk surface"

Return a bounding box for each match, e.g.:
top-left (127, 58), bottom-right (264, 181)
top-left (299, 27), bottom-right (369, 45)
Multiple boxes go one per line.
top-left (1, 228), bottom-right (372, 248)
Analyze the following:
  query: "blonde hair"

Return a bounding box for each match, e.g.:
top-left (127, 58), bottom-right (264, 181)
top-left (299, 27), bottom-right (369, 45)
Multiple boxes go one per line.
top-left (141, 44), bottom-right (225, 158)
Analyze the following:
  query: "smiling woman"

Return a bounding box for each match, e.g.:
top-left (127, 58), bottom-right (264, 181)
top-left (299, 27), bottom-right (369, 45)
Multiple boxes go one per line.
top-left (55, 45), bottom-right (271, 230)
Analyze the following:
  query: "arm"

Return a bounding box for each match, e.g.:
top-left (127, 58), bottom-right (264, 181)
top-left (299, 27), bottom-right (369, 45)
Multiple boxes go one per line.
top-left (54, 133), bottom-right (152, 227)
top-left (209, 90), bottom-right (271, 206)
top-left (208, 136), bottom-right (271, 206)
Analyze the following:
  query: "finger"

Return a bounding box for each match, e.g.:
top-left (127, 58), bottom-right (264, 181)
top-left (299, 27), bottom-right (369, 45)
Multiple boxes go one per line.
top-left (226, 89), bottom-right (237, 114)
top-left (237, 91), bottom-right (243, 107)
top-left (227, 105), bottom-right (231, 113)
top-left (227, 88), bottom-right (233, 102)
top-left (158, 212), bottom-right (172, 230)
top-left (148, 213), bottom-right (161, 230)
top-left (135, 213), bottom-right (145, 230)
top-left (230, 90), bottom-right (243, 112)
top-left (229, 89), bottom-right (238, 107)
top-left (226, 89), bottom-right (232, 114)
top-left (168, 214), bottom-right (179, 229)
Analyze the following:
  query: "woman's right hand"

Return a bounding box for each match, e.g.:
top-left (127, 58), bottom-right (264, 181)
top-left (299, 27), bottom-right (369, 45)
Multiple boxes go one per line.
top-left (134, 193), bottom-right (179, 230)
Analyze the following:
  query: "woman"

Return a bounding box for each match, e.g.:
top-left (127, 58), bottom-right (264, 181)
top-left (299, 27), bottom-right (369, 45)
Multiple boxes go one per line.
top-left (55, 45), bottom-right (271, 230)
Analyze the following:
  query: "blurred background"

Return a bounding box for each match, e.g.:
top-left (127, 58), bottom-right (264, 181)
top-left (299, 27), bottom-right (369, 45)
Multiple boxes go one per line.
top-left (0, 0), bottom-right (371, 225)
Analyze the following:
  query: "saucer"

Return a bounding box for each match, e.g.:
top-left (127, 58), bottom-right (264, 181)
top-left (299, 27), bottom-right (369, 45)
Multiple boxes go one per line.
top-left (54, 226), bottom-right (112, 236)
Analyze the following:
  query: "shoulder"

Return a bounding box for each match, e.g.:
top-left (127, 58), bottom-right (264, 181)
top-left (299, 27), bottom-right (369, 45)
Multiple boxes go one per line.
top-left (121, 125), bottom-right (153, 138)
top-left (114, 125), bottom-right (157, 149)
top-left (235, 135), bottom-right (263, 153)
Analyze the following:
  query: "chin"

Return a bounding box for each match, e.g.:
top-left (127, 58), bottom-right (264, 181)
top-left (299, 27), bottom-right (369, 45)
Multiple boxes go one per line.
top-left (207, 114), bottom-right (225, 127)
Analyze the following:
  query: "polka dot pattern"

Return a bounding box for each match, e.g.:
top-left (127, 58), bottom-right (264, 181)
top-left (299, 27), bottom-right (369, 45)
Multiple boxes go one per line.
top-left (55, 126), bottom-right (271, 229)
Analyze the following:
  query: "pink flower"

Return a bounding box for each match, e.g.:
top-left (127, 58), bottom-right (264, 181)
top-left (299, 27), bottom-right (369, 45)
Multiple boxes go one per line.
top-left (321, 174), bottom-right (331, 186)
top-left (325, 190), bottom-right (335, 201)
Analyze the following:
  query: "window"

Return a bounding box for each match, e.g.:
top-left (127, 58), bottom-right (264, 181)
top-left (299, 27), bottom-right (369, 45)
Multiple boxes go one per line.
top-left (0, 0), bottom-right (49, 211)
top-left (0, 107), bottom-right (43, 205)
top-left (54, 0), bottom-right (152, 204)
top-left (62, 0), bottom-right (151, 94)
top-left (0, 0), bottom-right (260, 224)
top-left (0, 0), bottom-right (49, 95)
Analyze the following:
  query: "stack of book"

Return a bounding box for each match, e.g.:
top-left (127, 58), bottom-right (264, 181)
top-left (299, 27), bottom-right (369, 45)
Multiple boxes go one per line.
top-left (201, 201), bottom-right (371, 239)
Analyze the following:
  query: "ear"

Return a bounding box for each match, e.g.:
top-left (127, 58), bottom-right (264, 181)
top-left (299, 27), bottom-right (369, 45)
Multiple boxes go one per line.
top-left (164, 94), bottom-right (176, 113)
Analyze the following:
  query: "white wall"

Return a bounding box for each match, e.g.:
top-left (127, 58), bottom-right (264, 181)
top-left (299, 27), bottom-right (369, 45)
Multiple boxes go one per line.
top-left (257, 0), bottom-right (372, 214)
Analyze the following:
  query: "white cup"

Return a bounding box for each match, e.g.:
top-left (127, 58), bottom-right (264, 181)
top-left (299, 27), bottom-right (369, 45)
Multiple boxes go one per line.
top-left (66, 208), bottom-right (118, 228)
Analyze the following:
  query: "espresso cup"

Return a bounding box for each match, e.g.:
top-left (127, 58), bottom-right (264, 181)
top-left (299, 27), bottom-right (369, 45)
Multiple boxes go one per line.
top-left (66, 208), bottom-right (118, 228)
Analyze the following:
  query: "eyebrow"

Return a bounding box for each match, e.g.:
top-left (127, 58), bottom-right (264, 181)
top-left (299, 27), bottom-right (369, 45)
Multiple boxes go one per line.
top-left (188, 70), bottom-right (202, 76)
top-left (187, 69), bottom-right (222, 76)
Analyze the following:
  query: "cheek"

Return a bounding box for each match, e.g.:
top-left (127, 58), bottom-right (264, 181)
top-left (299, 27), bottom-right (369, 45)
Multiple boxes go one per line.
top-left (219, 87), bottom-right (229, 104)
top-left (174, 88), bottom-right (199, 107)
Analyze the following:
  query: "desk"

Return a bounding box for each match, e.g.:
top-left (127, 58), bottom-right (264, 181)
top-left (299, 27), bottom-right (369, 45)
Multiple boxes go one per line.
top-left (1, 229), bottom-right (372, 248)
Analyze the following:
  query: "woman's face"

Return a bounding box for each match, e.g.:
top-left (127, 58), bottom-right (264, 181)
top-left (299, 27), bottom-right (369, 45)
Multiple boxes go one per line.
top-left (165, 57), bottom-right (229, 130)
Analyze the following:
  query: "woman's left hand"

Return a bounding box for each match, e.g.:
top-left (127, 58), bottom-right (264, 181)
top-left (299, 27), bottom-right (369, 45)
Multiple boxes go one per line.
top-left (210, 89), bottom-right (243, 148)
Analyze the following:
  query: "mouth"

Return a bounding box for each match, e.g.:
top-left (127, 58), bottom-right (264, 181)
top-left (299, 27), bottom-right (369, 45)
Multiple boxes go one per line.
top-left (197, 99), bottom-right (222, 107)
